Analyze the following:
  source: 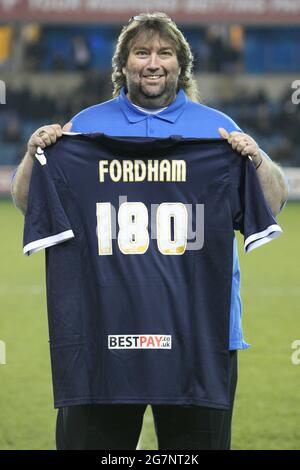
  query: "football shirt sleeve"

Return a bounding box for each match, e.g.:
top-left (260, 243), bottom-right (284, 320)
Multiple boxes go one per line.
top-left (231, 155), bottom-right (283, 253)
top-left (23, 148), bottom-right (75, 256)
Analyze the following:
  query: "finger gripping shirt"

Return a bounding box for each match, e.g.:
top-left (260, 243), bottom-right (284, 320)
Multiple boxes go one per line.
top-left (23, 134), bottom-right (282, 409)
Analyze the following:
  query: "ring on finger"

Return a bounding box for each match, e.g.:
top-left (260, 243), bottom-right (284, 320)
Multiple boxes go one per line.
top-left (37, 130), bottom-right (47, 137)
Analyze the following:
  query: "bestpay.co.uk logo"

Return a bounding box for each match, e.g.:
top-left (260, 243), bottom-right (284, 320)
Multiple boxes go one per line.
top-left (108, 335), bottom-right (172, 349)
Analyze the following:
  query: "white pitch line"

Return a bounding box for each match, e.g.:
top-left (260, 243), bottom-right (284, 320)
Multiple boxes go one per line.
top-left (0, 284), bottom-right (44, 295)
top-left (136, 434), bottom-right (143, 450)
top-left (1, 285), bottom-right (298, 297)
top-left (242, 287), bottom-right (300, 296)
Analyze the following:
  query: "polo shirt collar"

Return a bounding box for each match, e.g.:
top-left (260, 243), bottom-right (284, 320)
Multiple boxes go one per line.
top-left (117, 86), bottom-right (188, 123)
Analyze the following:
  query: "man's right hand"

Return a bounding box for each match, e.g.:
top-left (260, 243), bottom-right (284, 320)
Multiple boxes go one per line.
top-left (27, 122), bottom-right (72, 158)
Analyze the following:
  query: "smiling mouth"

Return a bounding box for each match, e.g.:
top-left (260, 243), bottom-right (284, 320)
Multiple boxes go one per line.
top-left (143, 75), bottom-right (164, 80)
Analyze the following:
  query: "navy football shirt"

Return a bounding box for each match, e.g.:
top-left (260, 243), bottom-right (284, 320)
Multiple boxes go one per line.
top-left (23, 134), bottom-right (282, 409)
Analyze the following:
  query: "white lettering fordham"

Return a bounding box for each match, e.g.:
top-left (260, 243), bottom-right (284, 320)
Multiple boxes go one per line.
top-left (99, 159), bottom-right (186, 183)
top-left (108, 335), bottom-right (172, 349)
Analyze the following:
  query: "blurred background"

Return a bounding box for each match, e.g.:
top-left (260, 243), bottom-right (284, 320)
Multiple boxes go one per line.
top-left (0, 0), bottom-right (300, 450)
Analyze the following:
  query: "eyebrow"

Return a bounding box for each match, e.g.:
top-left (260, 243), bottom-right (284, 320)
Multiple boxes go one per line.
top-left (132, 46), bottom-right (174, 52)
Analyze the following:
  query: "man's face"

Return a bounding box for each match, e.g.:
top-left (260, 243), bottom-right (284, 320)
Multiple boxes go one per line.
top-left (122, 32), bottom-right (181, 108)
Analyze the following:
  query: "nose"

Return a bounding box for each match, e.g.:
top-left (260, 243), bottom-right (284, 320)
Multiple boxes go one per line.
top-left (146, 52), bottom-right (161, 70)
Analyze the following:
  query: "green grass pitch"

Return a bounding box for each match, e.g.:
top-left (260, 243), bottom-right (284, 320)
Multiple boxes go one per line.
top-left (0, 199), bottom-right (299, 450)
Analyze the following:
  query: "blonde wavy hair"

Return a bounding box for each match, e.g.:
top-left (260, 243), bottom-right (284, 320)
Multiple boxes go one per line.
top-left (111, 12), bottom-right (201, 103)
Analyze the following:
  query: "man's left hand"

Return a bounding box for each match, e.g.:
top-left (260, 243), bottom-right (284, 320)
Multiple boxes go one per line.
top-left (218, 128), bottom-right (262, 168)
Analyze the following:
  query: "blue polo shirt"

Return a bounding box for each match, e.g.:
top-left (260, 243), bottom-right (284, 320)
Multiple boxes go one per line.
top-left (70, 86), bottom-right (253, 350)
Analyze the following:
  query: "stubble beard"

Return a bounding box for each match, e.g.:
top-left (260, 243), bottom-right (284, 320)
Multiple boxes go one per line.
top-left (126, 74), bottom-right (179, 109)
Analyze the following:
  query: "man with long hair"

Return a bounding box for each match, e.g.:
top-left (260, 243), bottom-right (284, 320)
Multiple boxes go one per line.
top-left (12, 12), bottom-right (287, 450)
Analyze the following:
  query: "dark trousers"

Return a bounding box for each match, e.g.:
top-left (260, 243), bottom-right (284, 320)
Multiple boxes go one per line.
top-left (56, 350), bottom-right (237, 450)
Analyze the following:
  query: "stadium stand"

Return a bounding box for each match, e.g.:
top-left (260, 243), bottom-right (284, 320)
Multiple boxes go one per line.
top-left (1, 23), bottom-right (300, 176)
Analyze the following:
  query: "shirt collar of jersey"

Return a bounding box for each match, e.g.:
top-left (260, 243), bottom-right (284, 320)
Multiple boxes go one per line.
top-left (118, 86), bottom-right (188, 123)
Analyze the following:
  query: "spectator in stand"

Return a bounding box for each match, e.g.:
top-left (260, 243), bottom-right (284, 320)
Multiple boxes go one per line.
top-left (72, 35), bottom-right (91, 71)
